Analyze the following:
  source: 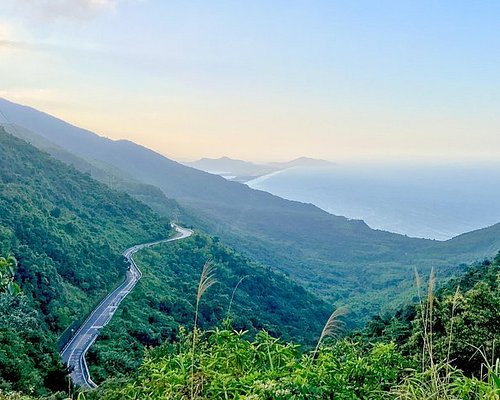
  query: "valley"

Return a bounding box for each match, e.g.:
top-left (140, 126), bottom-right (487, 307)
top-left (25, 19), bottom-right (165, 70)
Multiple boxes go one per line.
top-left (1, 2), bottom-right (499, 398)
top-left (0, 109), bottom-right (498, 399)
top-left (1, 98), bottom-right (499, 323)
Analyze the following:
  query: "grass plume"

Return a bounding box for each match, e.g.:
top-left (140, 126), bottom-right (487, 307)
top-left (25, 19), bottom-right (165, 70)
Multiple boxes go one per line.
top-left (191, 261), bottom-right (217, 399)
top-left (226, 275), bottom-right (250, 318)
top-left (312, 306), bottom-right (347, 359)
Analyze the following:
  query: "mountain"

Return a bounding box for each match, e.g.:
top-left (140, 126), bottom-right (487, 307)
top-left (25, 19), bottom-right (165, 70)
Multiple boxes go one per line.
top-left (185, 156), bottom-right (275, 179)
top-left (186, 156), bottom-right (334, 182)
top-left (1, 123), bottom-right (183, 220)
top-left (1, 98), bottom-right (500, 323)
top-left (0, 128), bottom-right (171, 394)
top-left (268, 156), bottom-right (335, 169)
top-left (0, 128), bottom-right (330, 394)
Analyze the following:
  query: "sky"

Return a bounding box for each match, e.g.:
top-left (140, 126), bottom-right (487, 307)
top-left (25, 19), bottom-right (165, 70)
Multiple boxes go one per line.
top-left (1, 0), bottom-right (499, 162)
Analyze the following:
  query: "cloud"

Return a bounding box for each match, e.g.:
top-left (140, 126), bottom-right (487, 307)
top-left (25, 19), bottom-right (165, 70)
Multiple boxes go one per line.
top-left (0, 39), bottom-right (33, 50)
top-left (9, 0), bottom-right (127, 21)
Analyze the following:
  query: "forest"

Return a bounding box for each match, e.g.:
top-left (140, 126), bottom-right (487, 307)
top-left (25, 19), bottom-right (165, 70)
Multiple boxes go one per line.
top-left (0, 130), bottom-right (328, 396)
top-left (0, 128), bottom-right (173, 395)
top-left (77, 253), bottom-right (500, 399)
top-left (0, 129), bottom-right (499, 399)
top-left (2, 252), bottom-right (498, 399)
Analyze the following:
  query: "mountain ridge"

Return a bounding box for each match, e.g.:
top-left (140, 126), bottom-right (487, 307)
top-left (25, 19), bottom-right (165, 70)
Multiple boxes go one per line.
top-left (185, 155), bottom-right (334, 182)
top-left (0, 128), bottom-right (331, 394)
top-left (1, 97), bottom-right (500, 322)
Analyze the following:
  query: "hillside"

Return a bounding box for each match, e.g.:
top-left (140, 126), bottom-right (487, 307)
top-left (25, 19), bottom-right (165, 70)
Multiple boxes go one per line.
top-left (0, 128), bottom-right (172, 394)
top-left (1, 123), bottom-right (183, 221)
top-left (87, 255), bottom-right (500, 399)
top-left (87, 232), bottom-right (330, 383)
top-left (0, 129), bottom-right (330, 395)
top-left (1, 98), bottom-right (500, 323)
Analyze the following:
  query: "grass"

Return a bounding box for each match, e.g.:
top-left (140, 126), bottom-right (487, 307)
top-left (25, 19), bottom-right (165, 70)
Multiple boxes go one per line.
top-left (392, 269), bottom-right (500, 400)
top-left (10, 262), bottom-right (500, 399)
top-left (191, 261), bottom-right (217, 399)
top-left (312, 306), bottom-right (347, 360)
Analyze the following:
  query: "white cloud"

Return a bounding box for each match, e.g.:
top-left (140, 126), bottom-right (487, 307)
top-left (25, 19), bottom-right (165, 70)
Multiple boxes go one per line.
top-left (7, 0), bottom-right (130, 21)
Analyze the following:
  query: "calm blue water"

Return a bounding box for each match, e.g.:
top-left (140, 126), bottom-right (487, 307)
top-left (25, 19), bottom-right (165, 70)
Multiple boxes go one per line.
top-left (247, 163), bottom-right (500, 240)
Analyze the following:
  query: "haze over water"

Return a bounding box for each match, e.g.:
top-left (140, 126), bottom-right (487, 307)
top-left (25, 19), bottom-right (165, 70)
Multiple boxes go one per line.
top-left (247, 162), bottom-right (500, 240)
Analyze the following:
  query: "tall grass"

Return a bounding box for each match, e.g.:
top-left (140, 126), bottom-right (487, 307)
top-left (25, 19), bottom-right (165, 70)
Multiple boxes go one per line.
top-left (446, 286), bottom-right (461, 378)
top-left (312, 306), bottom-right (347, 360)
top-left (393, 269), bottom-right (500, 400)
top-left (191, 261), bottom-right (217, 399)
top-left (226, 275), bottom-right (249, 318)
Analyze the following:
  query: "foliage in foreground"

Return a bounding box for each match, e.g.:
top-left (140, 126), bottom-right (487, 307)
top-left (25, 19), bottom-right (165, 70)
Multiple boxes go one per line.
top-left (2, 255), bottom-right (500, 399)
top-left (89, 255), bottom-right (500, 399)
top-left (87, 233), bottom-right (330, 383)
top-left (363, 254), bottom-right (500, 375)
top-left (92, 328), bottom-right (406, 399)
top-left (89, 326), bottom-right (499, 400)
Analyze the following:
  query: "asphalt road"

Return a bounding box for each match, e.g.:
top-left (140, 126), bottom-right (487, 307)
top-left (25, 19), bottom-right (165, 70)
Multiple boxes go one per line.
top-left (60, 224), bottom-right (193, 389)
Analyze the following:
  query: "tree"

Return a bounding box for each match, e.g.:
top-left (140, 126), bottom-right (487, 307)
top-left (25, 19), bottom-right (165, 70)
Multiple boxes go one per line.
top-left (0, 256), bottom-right (20, 296)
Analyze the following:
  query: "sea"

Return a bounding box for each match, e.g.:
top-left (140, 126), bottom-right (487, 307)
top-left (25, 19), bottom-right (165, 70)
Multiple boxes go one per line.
top-left (247, 162), bottom-right (500, 240)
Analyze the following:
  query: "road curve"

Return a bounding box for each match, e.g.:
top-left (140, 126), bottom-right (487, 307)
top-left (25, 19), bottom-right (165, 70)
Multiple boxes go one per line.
top-left (60, 224), bottom-right (193, 389)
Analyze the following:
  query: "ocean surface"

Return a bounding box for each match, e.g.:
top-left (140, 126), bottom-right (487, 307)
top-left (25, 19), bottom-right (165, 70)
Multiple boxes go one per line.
top-left (247, 162), bottom-right (500, 240)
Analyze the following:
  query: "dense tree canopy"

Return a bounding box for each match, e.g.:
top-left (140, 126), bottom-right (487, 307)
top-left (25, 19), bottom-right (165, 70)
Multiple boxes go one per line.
top-left (362, 254), bottom-right (500, 375)
top-left (0, 129), bottom-right (331, 396)
top-left (0, 129), bottom-right (171, 394)
top-left (88, 232), bottom-right (331, 383)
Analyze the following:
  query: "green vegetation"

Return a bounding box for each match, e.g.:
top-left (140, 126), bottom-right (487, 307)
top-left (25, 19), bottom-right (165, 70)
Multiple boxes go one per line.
top-left (87, 233), bottom-right (330, 383)
top-left (362, 254), bottom-right (500, 376)
top-left (0, 127), bottom-right (172, 325)
top-left (0, 129), bottom-right (331, 397)
top-left (2, 98), bottom-right (500, 326)
top-left (0, 115), bottom-right (499, 399)
top-left (86, 254), bottom-right (500, 399)
top-left (0, 256), bottom-right (20, 295)
top-left (1, 123), bottom-right (183, 222)
top-left (93, 330), bottom-right (408, 399)
top-left (0, 128), bottom-right (172, 394)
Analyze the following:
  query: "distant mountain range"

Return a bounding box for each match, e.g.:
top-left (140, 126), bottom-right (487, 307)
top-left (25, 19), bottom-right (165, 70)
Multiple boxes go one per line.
top-left (185, 156), bottom-right (334, 182)
top-left (1, 97), bottom-right (500, 322)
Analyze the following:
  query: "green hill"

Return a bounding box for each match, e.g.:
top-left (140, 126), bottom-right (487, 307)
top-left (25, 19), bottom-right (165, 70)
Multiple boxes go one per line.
top-left (0, 128), bottom-right (172, 394)
top-left (86, 255), bottom-right (500, 400)
top-left (87, 231), bottom-right (329, 383)
top-left (2, 98), bottom-right (499, 323)
top-left (0, 129), bottom-right (330, 395)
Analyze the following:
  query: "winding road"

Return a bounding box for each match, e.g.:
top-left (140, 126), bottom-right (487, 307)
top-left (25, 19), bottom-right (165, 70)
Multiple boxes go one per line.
top-left (60, 224), bottom-right (193, 389)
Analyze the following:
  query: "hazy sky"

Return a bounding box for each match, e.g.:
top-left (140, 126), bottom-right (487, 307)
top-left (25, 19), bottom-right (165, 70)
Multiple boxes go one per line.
top-left (1, 1), bottom-right (499, 162)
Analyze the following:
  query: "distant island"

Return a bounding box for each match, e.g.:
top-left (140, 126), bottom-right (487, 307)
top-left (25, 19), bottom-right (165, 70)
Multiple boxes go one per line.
top-left (185, 156), bottom-right (335, 182)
